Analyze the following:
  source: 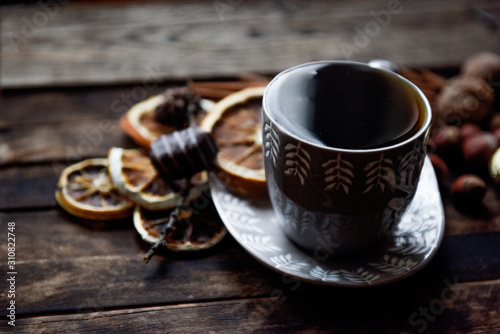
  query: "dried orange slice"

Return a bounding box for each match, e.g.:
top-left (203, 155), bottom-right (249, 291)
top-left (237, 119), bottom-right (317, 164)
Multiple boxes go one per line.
top-left (107, 147), bottom-right (209, 210)
top-left (119, 91), bottom-right (214, 148)
top-left (55, 158), bottom-right (134, 220)
top-left (200, 87), bottom-right (267, 197)
top-left (119, 95), bottom-right (176, 148)
top-left (134, 200), bottom-right (227, 252)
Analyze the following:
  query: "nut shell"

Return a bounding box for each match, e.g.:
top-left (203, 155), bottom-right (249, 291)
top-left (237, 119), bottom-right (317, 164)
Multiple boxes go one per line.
top-left (460, 123), bottom-right (482, 140)
top-left (462, 52), bottom-right (500, 111)
top-left (462, 131), bottom-right (499, 170)
top-left (437, 76), bottom-right (494, 125)
top-left (462, 52), bottom-right (500, 84)
top-left (451, 174), bottom-right (487, 205)
top-left (489, 113), bottom-right (500, 131)
top-left (432, 125), bottom-right (461, 156)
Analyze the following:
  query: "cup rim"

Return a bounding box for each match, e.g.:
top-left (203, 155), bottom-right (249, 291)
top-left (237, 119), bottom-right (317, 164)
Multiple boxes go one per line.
top-left (262, 60), bottom-right (432, 154)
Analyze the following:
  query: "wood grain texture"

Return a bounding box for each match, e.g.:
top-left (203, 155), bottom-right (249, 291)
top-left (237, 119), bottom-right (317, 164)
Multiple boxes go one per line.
top-left (0, 85), bottom-right (162, 124)
top-left (1, 206), bottom-right (500, 315)
top-left (0, 118), bottom-right (134, 165)
top-left (0, 212), bottom-right (273, 315)
top-left (0, 166), bottom-right (59, 210)
top-left (0, 84), bottom-right (178, 165)
top-left (1, 0), bottom-right (500, 88)
top-left (0, 2), bottom-right (499, 332)
top-left (7, 280), bottom-right (500, 333)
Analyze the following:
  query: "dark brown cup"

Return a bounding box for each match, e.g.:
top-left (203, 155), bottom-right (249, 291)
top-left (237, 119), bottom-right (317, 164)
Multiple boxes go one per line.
top-left (262, 61), bottom-right (432, 256)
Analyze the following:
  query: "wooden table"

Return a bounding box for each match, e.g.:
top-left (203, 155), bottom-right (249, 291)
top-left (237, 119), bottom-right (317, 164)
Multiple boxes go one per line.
top-left (1, 1), bottom-right (500, 332)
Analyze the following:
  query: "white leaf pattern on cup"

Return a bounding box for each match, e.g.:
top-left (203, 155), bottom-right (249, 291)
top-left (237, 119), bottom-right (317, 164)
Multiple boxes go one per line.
top-left (388, 235), bottom-right (430, 255)
top-left (368, 255), bottom-right (418, 274)
top-left (241, 234), bottom-right (282, 253)
top-left (270, 254), bottom-right (309, 271)
top-left (364, 153), bottom-right (396, 194)
top-left (264, 122), bottom-right (280, 168)
top-left (322, 154), bottom-right (354, 193)
top-left (340, 267), bottom-right (380, 284)
top-left (218, 193), bottom-right (263, 234)
top-left (284, 142), bottom-right (311, 186)
top-left (299, 211), bottom-right (316, 234)
top-left (396, 143), bottom-right (423, 193)
top-left (309, 266), bottom-right (341, 281)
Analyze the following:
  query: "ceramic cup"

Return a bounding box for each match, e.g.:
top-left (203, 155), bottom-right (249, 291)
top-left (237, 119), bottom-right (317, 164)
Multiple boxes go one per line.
top-left (262, 61), bottom-right (432, 256)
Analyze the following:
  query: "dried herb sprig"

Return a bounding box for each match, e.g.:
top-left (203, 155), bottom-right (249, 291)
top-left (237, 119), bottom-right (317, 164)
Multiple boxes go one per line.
top-left (143, 187), bottom-right (190, 263)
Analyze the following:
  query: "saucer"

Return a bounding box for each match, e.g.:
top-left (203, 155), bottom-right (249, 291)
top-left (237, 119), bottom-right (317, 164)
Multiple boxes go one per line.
top-left (210, 157), bottom-right (445, 287)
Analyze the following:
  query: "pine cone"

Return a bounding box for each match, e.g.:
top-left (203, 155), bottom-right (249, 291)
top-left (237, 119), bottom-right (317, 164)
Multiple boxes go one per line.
top-left (155, 87), bottom-right (201, 128)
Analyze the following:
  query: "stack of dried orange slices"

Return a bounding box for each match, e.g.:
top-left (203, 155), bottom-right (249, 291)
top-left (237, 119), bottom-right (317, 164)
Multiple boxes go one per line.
top-left (55, 86), bottom-right (226, 258)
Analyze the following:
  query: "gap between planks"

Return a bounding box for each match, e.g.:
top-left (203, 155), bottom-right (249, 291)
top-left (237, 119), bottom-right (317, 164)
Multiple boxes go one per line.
top-left (14, 277), bottom-right (500, 319)
top-left (16, 295), bottom-right (281, 320)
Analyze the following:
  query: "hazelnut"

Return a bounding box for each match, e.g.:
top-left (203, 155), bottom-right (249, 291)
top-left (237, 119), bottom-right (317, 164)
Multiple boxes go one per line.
top-left (490, 147), bottom-right (500, 184)
top-left (429, 153), bottom-right (449, 183)
top-left (462, 131), bottom-right (499, 170)
top-left (436, 75), bottom-right (494, 125)
top-left (489, 113), bottom-right (500, 131)
top-left (431, 125), bottom-right (461, 155)
top-left (451, 174), bottom-right (487, 205)
top-left (460, 123), bottom-right (482, 140)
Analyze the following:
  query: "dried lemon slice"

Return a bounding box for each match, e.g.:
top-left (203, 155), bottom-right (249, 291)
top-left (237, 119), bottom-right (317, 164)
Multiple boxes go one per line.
top-left (200, 87), bottom-right (267, 197)
top-left (107, 147), bottom-right (209, 210)
top-left (55, 158), bottom-right (134, 220)
top-left (134, 201), bottom-right (227, 252)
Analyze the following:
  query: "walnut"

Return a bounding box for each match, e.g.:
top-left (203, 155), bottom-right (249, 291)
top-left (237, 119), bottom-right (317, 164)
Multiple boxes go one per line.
top-left (462, 52), bottom-right (500, 109)
top-left (436, 75), bottom-right (494, 125)
top-left (462, 52), bottom-right (500, 85)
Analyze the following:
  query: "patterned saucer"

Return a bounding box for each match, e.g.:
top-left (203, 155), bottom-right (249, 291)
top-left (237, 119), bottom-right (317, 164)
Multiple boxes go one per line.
top-left (210, 157), bottom-right (445, 287)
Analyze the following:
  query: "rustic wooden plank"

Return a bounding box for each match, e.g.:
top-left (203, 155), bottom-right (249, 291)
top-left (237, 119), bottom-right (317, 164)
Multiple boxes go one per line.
top-left (0, 85), bottom-right (162, 165)
top-left (1, 0), bottom-right (499, 88)
top-left (0, 245), bottom-right (273, 316)
top-left (1, 207), bottom-right (500, 315)
top-left (0, 118), bottom-right (135, 166)
top-left (0, 210), bottom-right (136, 260)
top-left (0, 210), bottom-right (272, 315)
top-left (431, 232), bottom-right (500, 283)
top-left (0, 85), bottom-right (165, 124)
top-left (8, 279), bottom-right (500, 333)
top-left (0, 166), bottom-right (59, 210)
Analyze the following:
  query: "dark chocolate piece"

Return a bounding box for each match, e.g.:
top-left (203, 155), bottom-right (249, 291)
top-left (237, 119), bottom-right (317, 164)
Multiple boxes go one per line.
top-left (150, 127), bottom-right (218, 190)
